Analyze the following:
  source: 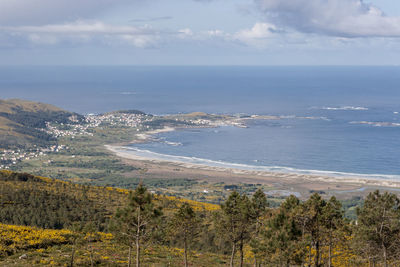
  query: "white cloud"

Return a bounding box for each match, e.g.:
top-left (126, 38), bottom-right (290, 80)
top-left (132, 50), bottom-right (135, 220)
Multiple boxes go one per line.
top-left (0, 21), bottom-right (160, 48)
top-left (118, 34), bottom-right (158, 48)
top-left (0, 0), bottom-right (137, 26)
top-left (235, 23), bottom-right (276, 39)
top-left (178, 28), bottom-right (194, 39)
top-left (201, 23), bottom-right (279, 48)
top-left (233, 23), bottom-right (277, 47)
top-left (206, 30), bottom-right (225, 38)
top-left (2, 21), bottom-right (152, 35)
top-left (254, 0), bottom-right (400, 37)
top-left (0, 19), bottom-right (372, 51)
top-left (28, 34), bottom-right (59, 45)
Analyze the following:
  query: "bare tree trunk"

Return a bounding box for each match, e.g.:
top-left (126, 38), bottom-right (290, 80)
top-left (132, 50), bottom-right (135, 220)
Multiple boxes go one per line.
top-left (128, 246), bottom-right (132, 267)
top-left (383, 245), bottom-right (388, 267)
top-left (136, 207), bottom-right (141, 267)
top-left (184, 236), bottom-right (188, 267)
top-left (136, 238), bottom-right (140, 267)
top-left (230, 243), bottom-right (236, 267)
top-left (239, 240), bottom-right (244, 267)
top-left (315, 240), bottom-right (321, 267)
top-left (254, 221), bottom-right (259, 267)
top-left (368, 257), bottom-right (376, 267)
top-left (70, 245), bottom-right (75, 267)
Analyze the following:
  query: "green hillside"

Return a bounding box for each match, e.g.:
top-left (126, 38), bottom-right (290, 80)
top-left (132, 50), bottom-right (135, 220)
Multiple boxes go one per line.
top-left (0, 99), bottom-right (83, 148)
top-left (1, 171), bottom-right (400, 266)
top-left (0, 170), bottom-right (218, 231)
top-left (0, 170), bottom-right (227, 266)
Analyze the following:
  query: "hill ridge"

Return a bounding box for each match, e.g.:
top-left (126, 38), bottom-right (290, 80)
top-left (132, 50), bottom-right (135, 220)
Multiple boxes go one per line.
top-left (0, 98), bottom-right (82, 149)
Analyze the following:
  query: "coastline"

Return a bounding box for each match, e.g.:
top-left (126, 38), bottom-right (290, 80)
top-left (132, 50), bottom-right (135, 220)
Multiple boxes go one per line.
top-left (105, 126), bottom-right (400, 192)
top-left (106, 144), bottom-right (400, 188)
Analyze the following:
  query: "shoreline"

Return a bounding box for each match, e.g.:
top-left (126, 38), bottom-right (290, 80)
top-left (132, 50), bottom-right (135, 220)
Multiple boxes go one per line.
top-left (105, 147), bottom-right (400, 190)
top-left (105, 126), bottom-right (400, 193)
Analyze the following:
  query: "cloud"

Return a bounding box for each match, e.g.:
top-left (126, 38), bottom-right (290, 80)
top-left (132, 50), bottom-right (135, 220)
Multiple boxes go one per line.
top-left (130, 16), bottom-right (173, 23)
top-left (234, 23), bottom-right (276, 42)
top-left (0, 21), bottom-right (160, 48)
top-left (2, 21), bottom-right (153, 35)
top-left (178, 28), bottom-right (194, 39)
top-left (255, 0), bottom-right (400, 37)
top-left (206, 30), bottom-right (226, 38)
top-left (202, 23), bottom-right (279, 48)
top-left (0, 0), bottom-right (137, 26)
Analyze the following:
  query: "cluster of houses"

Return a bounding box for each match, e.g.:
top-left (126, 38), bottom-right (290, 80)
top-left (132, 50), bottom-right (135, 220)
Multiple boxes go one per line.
top-left (43, 122), bottom-right (94, 138)
top-left (0, 112), bottom-right (247, 170)
top-left (43, 112), bottom-right (150, 139)
top-left (85, 113), bottom-right (149, 128)
top-left (1, 112), bottom-right (150, 170)
top-left (0, 145), bottom-right (66, 169)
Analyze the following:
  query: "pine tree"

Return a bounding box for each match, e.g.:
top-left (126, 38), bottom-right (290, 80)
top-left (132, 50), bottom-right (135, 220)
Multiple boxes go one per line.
top-left (111, 183), bottom-right (162, 267)
top-left (355, 190), bottom-right (400, 267)
top-left (321, 196), bottom-right (344, 267)
top-left (301, 193), bottom-right (326, 267)
top-left (250, 189), bottom-right (268, 267)
top-left (215, 191), bottom-right (253, 267)
top-left (261, 195), bottom-right (305, 267)
top-left (168, 202), bottom-right (202, 267)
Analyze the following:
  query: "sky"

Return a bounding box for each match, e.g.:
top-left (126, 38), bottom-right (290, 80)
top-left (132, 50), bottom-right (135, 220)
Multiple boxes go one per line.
top-left (0, 0), bottom-right (400, 65)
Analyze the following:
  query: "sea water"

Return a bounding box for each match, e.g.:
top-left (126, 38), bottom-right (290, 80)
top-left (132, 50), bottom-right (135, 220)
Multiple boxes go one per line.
top-left (1, 66), bottom-right (400, 178)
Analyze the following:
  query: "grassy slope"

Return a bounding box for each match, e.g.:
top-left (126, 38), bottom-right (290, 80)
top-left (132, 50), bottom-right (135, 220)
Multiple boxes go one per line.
top-left (0, 99), bottom-right (75, 148)
top-left (0, 99), bottom-right (63, 114)
top-left (0, 171), bottom-right (373, 267)
top-left (0, 223), bottom-right (229, 266)
top-left (0, 170), bottom-right (226, 266)
top-left (0, 170), bottom-right (219, 223)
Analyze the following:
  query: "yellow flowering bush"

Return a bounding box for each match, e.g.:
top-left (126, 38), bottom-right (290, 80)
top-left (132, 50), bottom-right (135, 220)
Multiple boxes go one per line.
top-left (161, 195), bottom-right (220, 211)
top-left (0, 223), bottom-right (72, 255)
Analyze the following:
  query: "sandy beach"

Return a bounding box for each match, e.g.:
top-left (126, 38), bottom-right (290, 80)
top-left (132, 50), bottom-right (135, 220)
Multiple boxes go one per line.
top-left (105, 128), bottom-right (400, 198)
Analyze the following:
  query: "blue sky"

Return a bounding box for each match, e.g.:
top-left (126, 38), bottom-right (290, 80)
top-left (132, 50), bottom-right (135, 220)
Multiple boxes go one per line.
top-left (0, 0), bottom-right (400, 65)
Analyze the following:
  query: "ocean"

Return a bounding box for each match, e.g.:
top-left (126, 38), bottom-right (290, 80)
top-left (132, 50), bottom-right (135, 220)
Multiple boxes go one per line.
top-left (1, 66), bottom-right (400, 178)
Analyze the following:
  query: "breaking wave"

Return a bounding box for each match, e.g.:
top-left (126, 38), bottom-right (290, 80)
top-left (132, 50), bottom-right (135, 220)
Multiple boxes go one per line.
top-left (117, 146), bottom-right (400, 181)
top-left (311, 106), bottom-right (369, 111)
top-left (350, 121), bottom-right (400, 127)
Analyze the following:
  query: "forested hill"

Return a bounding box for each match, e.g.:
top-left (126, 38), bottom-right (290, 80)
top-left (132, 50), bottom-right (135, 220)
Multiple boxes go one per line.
top-left (1, 170), bottom-right (400, 266)
top-left (0, 99), bottom-right (83, 148)
top-left (0, 170), bottom-right (218, 231)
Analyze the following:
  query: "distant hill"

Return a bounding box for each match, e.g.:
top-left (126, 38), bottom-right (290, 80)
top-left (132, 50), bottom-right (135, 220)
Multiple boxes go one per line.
top-left (110, 109), bottom-right (147, 115)
top-left (0, 99), bottom-right (83, 149)
top-left (0, 99), bottom-right (63, 114)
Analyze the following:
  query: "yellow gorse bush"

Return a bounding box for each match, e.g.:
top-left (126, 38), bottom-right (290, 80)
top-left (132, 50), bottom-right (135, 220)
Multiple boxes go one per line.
top-left (162, 195), bottom-right (220, 211)
top-left (0, 223), bottom-right (72, 255)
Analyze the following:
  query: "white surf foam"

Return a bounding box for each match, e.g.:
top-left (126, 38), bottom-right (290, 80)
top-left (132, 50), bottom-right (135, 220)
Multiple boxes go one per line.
top-left (116, 146), bottom-right (400, 181)
top-left (321, 106), bottom-right (368, 111)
